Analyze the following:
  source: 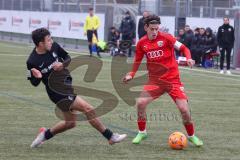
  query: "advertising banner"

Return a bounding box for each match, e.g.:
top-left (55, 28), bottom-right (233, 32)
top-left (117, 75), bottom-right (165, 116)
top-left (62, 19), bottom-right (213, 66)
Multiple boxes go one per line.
top-left (0, 10), bottom-right (105, 40)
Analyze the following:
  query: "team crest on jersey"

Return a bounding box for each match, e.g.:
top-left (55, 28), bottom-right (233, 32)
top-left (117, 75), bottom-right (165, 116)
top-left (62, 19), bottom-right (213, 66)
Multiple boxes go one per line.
top-left (52, 52), bottom-right (57, 58)
top-left (228, 28), bottom-right (232, 32)
top-left (157, 41), bottom-right (164, 47)
top-left (68, 96), bottom-right (74, 101)
top-left (180, 86), bottom-right (185, 92)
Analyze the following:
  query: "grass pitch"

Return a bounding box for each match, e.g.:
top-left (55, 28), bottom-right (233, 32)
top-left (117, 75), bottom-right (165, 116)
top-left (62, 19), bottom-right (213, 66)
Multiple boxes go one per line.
top-left (0, 41), bottom-right (240, 160)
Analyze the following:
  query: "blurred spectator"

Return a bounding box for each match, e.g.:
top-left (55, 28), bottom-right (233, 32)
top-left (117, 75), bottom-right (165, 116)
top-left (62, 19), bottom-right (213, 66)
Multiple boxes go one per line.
top-left (190, 28), bottom-right (202, 66)
top-left (108, 27), bottom-right (120, 42)
top-left (184, 25), bottom-right (194, 49)
top-left (204, 27), bottom-right (217, 54)
top-left (199, 28), bottom-right (206, 47)
top-left (177, 28), bottom-right (186, 44)
top-left (201, 27), bottom-right (218, 66)
top-left (108, 27), bottom-right (120, 56)
top-left (199, 28), bottom-right (206, 36)
top-left (176, 28), bottom-right (186, 58)
top-left (119, 11), bottom-right (136, 57)
top-left (217, 17), bottom-right (235, 74)
top-left (138, 11), bottom-right (149, 39)
top-left (198, 28), bottom-right (206, 65)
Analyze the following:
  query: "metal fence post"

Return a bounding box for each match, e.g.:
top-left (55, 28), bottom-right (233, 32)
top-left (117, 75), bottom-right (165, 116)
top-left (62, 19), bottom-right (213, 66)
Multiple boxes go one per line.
top-left (75, 39), bottom-right (78, 49)
top-left (210, 0), bottom-right (213, 18)
top-left (1, 0), bottom-right (5, 9)
top-left (175, 0), bottom-right (180, 35)
top-left (233, 10), bottom-right (240, 69)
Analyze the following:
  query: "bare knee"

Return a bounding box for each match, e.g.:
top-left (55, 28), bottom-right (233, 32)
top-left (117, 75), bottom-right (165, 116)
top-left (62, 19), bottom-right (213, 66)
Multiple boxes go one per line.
top-left (136, 98), bottom-right (149, 109)
top-left (82, 104), bottom-right (94, 113)
top-left (178, 104), bottom-right (189, 114)
top-left (71, 97), bottom-right (94, 113)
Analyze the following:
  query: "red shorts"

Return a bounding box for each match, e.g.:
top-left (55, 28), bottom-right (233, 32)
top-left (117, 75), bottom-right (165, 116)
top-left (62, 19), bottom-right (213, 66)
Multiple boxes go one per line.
top-left (142, 79), bottom-right (188, 102)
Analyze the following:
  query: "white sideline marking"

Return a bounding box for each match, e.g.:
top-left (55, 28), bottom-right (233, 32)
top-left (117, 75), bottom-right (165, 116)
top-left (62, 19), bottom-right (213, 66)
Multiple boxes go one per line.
top-left (179, 67), bottom-right (240, 82)
top-left (0, 53), bottom-right (27, 57)
top-left (0, 42), bottom-right (240, 82)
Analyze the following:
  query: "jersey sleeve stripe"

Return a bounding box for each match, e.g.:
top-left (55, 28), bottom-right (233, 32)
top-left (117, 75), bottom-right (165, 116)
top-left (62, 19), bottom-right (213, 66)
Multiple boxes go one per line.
top-left (174, 41), bottom-right (182, 50)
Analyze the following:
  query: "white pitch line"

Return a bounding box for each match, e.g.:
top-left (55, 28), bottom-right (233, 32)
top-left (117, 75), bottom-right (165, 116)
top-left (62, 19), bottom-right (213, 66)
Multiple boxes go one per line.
top-left (0, 53), bottom-right (27, 57)
top-left (0, 43), bottom-right (34, 49)
top-left (180, 66), bottom-right (240, 77)
top-left (179, 67), bottom-right (240, 82)
top-left (0, 42), bottom-right (240, 82)
top-left (185, 72), bottom-right (240, 82)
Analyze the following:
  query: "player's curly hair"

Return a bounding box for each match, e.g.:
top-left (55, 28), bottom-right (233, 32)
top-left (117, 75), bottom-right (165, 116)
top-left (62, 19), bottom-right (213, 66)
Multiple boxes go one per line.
top-left (144, 14), bottom-right (161, 26)
top-left (31, 28), bottom-right (50, 46)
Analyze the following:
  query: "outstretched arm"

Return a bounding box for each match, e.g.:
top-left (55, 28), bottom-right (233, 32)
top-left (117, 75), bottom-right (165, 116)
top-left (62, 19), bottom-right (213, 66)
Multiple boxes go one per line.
top-left (174, 41), bottom-right (194, 67)
top-left (26, 62), bottom-right (42, 87)
top-left (123, 42), bottom-right (144, 83)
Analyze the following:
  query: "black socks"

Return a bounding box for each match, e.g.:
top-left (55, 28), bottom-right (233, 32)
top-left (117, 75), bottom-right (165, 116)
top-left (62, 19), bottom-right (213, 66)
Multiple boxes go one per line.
top-left (102, 128), bottom-right (113, 140)
top-left (44, 128), bottom-right (112, 141)
top-left (44, 129), bottom-right (54, 140)
top-left (88, 44), bottom-right (92, 55)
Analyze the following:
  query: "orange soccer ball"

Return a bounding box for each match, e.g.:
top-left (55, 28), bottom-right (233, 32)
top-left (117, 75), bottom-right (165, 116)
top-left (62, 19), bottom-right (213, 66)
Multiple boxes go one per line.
top-left (168, 132), bottom-right (188, 150)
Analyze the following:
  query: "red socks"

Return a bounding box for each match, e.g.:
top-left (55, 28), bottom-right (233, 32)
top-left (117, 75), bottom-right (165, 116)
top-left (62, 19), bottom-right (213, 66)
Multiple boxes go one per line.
top-left (137, 118), bottom-right (195, 136)
top-left (184, 122), bottom-right (194, 136)
top-left (138, 118), bottom-right (146, 131)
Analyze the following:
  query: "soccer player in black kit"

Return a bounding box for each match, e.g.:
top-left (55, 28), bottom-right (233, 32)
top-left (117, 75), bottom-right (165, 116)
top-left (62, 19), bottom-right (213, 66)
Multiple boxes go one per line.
top-left (27, 28), bottom-right (127, 148)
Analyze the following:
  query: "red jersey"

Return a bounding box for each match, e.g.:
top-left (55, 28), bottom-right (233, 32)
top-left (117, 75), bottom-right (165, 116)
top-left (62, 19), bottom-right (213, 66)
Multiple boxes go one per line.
top-left (129, 32), bottom-right (191, 83)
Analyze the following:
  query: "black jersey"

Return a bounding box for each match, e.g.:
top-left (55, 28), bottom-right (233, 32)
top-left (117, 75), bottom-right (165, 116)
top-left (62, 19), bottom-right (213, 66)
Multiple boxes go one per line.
top-left (26, 42), bottom-right (76, 111)
top-left (217, 24), bottom-right (235, 48)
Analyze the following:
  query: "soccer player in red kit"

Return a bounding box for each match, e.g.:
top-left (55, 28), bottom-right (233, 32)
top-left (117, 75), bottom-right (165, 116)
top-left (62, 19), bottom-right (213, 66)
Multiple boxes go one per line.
top-left (123, 15), bottom-right (203, 146)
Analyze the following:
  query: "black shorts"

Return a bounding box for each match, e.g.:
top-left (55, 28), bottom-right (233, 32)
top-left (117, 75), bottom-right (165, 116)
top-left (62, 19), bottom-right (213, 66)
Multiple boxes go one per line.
top-left (87, 30), bottom-right (98, 43)
top-left (46, 71), bottom-right (77, 112)
top-left (46, 86), bottom-right (76, 112)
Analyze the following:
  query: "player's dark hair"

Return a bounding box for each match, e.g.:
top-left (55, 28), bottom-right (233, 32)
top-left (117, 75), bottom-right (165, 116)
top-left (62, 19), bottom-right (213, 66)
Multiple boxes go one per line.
top-left (31, 28), bottom-right (50, 46)
top-left (144, 14), bottom-right (161, 26)
top-left (110, 26), bottom-right (116, 30)
top-left (223, 17), bottom-right (229, 20)
top-left (194, 27), bottom-right (200, 32)
top-left (89, 7), bottom-right (93, 11)
top-left (125, 11), bottom-right (130, 15)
